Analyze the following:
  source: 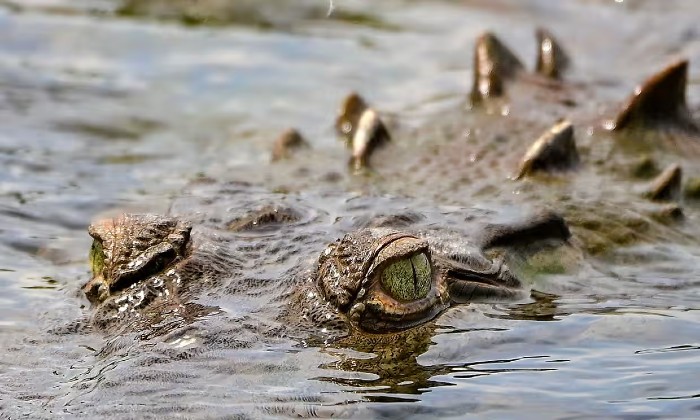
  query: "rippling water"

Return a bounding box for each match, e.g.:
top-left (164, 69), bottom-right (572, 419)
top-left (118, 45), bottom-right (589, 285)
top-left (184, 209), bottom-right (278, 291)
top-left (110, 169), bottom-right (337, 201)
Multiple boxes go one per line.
top-left (1, 0), bottom-right (700, 418)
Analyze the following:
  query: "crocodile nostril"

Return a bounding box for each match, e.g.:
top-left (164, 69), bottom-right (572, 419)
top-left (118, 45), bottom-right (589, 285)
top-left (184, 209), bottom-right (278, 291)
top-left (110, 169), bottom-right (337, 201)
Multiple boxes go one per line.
top-left (227, 206), bottom-right (303, 232)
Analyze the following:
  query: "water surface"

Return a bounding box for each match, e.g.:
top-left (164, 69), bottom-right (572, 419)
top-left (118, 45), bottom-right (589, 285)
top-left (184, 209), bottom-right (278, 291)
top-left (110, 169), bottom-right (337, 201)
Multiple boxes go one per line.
top-left (1, 0), bottom-right (700, 418)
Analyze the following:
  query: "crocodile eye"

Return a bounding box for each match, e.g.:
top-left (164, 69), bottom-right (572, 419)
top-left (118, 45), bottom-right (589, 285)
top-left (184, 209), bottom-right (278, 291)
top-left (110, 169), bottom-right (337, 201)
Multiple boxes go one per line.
top-left (89, 239), bottom-right (106, 277)
top-left (380, 252), bottom-right (432, 302)
top-left (320, 231), bottom-right (447, 333)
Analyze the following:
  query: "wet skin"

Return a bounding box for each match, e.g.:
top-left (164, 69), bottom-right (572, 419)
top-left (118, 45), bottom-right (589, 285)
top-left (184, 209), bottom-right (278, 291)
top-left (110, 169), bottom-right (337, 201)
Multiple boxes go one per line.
top-left (85, 207), bottom-right (569, 336)
top-left (83, 29), bottom-right (699, 342)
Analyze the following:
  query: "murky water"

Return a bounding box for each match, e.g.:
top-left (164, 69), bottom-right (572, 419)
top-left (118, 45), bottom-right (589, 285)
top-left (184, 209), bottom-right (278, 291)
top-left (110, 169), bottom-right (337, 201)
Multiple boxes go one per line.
top-left (1, 0), bottom-right (700, 418)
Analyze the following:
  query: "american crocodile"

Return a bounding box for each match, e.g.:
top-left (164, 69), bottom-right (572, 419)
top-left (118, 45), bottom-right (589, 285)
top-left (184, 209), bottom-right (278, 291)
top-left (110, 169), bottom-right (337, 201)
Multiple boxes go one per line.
top-left (84, 189), bottom-right (571, 339)
top-left (82, 29), bottom-right (700, 346)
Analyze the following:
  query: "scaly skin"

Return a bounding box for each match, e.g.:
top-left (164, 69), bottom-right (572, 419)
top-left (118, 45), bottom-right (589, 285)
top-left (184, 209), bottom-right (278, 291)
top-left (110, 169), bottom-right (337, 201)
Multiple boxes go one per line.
top-left (83, 29), bottom-right (699, 345)
top-left (85, 202), bottom-right (569, 337)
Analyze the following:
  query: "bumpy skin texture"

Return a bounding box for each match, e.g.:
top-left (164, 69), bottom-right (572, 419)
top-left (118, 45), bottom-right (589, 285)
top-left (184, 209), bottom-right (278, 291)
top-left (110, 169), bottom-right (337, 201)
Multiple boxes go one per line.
top-left (84, 213), bottom-right (249, 333)
top-left (84, 31), bottom-right (699, 341)
top-left (86, 210), bottom-right (557, 336)
top-left (84, 214), bottom-right (191, 304)
top-left (316, 229), bottom-right (451, 333)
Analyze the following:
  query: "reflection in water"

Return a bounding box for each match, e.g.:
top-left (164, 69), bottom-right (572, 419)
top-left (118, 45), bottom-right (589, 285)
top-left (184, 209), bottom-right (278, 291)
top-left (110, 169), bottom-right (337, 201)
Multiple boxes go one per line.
top-left (317, 320), bottom-right (560, 398)
top-left (635, 344), bottom-right (700, 355)
top-left (318, 324), bottom-right (444, 396)
top-left (1, 0), bottom-right (700, 418)
top-left (491, 290), bottom-right (562, 321)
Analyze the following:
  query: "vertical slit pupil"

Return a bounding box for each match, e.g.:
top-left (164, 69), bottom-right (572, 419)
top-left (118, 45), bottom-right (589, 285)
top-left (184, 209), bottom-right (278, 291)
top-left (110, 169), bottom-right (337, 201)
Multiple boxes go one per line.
top-left (379, 252), bottom-right (431, 302)
top-left (411, 258), bottom-right (418, 291)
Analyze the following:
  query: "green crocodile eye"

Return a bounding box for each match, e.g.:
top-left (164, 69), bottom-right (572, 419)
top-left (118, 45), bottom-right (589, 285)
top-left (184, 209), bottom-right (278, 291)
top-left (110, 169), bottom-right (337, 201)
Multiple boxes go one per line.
top-left (380, 252), bottom-right (432, 302)
top-left (89, 239), bottom-right (105, 277)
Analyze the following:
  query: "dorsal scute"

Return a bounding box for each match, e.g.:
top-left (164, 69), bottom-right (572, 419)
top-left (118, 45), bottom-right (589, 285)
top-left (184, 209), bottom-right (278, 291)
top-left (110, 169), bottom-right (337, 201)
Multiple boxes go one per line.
top-left (335, 92), bottom-right (369, 141)
top-left (470, 32), bottom-right (525, 104)
top-left (515, 120), bottom-right (580, 179)
top-left (334, 93), bottom-right (391, 171)
top-left (645, 163), bottom-right (683, 202)
top-left (535, 28), bottom-right (570, 80)
top-left (271, 128), bottom-right (309, 162)
top-left (610, 59), bottom-right (697, 132)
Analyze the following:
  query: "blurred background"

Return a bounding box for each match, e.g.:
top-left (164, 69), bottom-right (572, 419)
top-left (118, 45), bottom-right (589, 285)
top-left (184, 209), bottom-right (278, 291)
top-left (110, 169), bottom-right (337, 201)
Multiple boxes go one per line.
top-left (1, 0), bottom-right (699, 417)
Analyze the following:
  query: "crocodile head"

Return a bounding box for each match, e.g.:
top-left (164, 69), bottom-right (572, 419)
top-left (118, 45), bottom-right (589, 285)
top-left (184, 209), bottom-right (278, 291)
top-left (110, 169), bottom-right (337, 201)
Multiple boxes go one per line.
top-left (83, 193), bottom-right (573, 340)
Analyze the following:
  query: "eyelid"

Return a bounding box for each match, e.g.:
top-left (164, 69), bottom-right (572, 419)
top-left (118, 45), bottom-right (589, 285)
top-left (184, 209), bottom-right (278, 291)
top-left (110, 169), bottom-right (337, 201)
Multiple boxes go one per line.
top-left (359, 233), bottom-right (415, 283)
top-left (364, 236), bottom-right (430, 283)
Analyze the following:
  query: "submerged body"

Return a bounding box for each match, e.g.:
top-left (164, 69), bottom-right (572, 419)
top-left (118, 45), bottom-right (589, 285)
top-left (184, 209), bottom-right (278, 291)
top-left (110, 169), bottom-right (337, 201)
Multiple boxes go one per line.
top-left (3, 2), bottom-right (700, 418)
top-left (85, 180), bottom-right (571, 343)
top-left (83, 28), bottom-right (699, 354)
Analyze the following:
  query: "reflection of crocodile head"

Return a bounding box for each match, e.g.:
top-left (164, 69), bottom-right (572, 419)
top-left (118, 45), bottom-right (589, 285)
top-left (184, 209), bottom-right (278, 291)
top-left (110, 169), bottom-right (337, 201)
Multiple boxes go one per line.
top-left (82, 29), bottom-right (699, 352)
